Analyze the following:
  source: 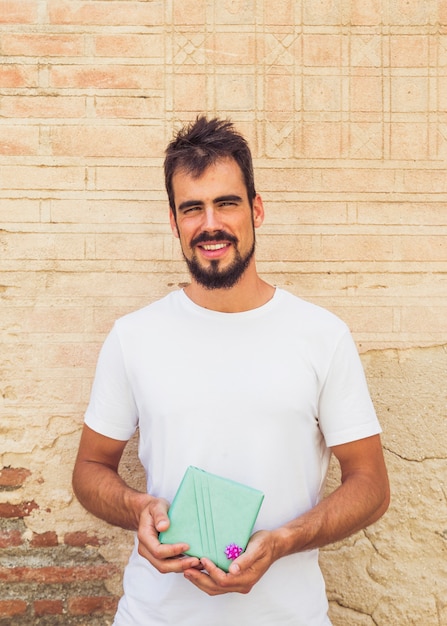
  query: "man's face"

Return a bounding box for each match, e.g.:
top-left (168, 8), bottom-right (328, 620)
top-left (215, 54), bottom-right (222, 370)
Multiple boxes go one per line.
top-left (170, 158), bottom-right (264, 290)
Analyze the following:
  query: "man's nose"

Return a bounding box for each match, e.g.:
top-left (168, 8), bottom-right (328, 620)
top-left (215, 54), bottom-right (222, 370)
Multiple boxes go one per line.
top-left (202, 206), bottom-right (222, 230)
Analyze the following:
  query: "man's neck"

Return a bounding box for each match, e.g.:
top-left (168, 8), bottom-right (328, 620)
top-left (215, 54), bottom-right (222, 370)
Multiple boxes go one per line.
top-left (184, 267), bottom-right (275, 313)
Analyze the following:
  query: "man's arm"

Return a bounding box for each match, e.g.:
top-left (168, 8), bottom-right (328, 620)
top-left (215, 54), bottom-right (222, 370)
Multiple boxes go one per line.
top-left (184, 434), bottom-right (390, 595)
top-left (72, 424), bottom-right (148, 530)
top-left (272, 433), bottom-right (390, 554)
top-left (72, 424), bottom-right (200, 572)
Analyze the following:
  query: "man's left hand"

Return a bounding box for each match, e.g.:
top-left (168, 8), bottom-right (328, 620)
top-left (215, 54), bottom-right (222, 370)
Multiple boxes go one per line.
top-left (182, 530), bottom-right (275, 595)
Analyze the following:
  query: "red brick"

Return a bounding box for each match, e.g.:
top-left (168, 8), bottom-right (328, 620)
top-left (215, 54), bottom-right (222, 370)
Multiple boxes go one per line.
top-left (0, 564), bottom-right (118, 584)
top-left (94, 233), bottom-right (165, 261)
top-left (0, 599), bottom-right (27, 617)
top-left (0, 198), bottom-right (40, 222)
top-left (0, 165), bottom-right (85, 191)
top-left (0, 529), bottom-right (23, 548)
top-left (64, 531), bottom-right (100, 547)
top-left (94, 34), bottom-right (164, 58)
top-left (400, 306), bottom-right (447, 334)
top-left (48, 0), bottom-right (164, 26)
top-left (50, 125), bottom-right (164, 158)
top-left (0, 65), bottom-right (38, 88)
top-left (303, 34), bottom-right (342, 66)
top-left (398, 236), bottom-right (447, 261)
top-left (30, 531), bottom-right (58, 548)
top-left (173, 0), bottom-right (207, 24)
top-left (3, 306), bottom-right (85, 334)
top-left (0, 126), bottom-right (40, 156)
top-left (320, 234), bottom-right (394, 262)
top-left (0, 1), bottom-right (37, 23)
top-left (95, 165), bottom-right (160, 191)
top-left (321, 168), bottom-right (397, 194)
top-left (1, 233), bottom-right (86, 261)
top-left (0, 95), bottom-right (86, 119)
top-left (68, 595), bottom-right (118, 616)
top-left (49, 65), bottom-right (162, 90)
top-left (0, 467), bottom-right (31, 488)
top-left (2, 34), bottom-right (84, 56)
top-left (403, 169), bottom-right (447, 193)
top-left (0, 500), bottom-right (38, 519)
top-left (94, 95), bottom-right (163, 119)
top-left (34, 599), bottom-right (64, 617)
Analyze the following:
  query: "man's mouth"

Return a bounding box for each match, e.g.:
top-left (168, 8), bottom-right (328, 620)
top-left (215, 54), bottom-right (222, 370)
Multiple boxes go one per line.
top-left (200, 243), bottom-right (228, 251)
top-left (191, 230), bottom-right (238, 249)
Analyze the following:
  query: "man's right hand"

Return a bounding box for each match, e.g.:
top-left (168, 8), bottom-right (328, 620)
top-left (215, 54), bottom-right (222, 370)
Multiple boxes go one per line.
top-left (137, 498), bottom-right (201, 573)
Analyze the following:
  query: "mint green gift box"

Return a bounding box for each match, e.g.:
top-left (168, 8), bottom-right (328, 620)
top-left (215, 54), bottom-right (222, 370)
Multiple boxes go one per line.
top-left (159, 466), bottom-right (264, 572)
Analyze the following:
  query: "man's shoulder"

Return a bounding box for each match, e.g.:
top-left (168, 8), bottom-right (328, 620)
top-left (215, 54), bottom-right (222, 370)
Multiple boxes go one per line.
top-left (115, 290), bottom-right (181, 327)
top-left (276, 288), bottom-right (348, 331)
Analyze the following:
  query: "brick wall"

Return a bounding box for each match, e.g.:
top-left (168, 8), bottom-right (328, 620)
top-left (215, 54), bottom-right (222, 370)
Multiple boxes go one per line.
top-left (1, 1), bottom-right (446, 624)
top-left (0, 467), bottom-right (119, 624)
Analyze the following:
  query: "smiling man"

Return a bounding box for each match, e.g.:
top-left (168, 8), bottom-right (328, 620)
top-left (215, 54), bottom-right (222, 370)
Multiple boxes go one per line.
top-left (172, 159), bottom-right (257, 291)
top-left (169, 154), bottom-right (267, 300)
top-left (73, 116), bottom-right (390, 626)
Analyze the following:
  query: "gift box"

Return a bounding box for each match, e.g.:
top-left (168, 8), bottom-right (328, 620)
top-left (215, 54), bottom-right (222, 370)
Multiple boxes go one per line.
top-left (159, 466), bottom-right (264, 572)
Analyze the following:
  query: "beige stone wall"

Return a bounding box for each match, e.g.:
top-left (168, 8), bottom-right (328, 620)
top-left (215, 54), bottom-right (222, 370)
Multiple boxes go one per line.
top-left (1, 1), bottom-right (446, 624)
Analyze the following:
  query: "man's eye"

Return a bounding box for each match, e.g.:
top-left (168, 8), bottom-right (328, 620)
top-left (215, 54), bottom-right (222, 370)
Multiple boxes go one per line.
top-left (184, 206), bottom-right (201, 214)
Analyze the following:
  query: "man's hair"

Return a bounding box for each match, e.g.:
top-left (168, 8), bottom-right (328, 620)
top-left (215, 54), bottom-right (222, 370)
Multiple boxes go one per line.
top-left (164, 116), bottom-right (256, 213)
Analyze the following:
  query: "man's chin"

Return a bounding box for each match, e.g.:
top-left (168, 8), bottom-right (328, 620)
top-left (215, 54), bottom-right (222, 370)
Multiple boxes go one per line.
top-left (190, 270), bottom-right (243, 291)
top-left (183, 243), bottom-right (255, 290)
top-left (199, 278), bottom-right (241, 291)
top-left (186, 261), bottom-right (245, 290)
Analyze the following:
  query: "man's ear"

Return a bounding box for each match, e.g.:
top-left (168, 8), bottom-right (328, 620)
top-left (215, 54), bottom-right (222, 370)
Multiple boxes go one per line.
top-left (252, 194), bottom-right (265, 228)
top-left (169, 209), bottom-right (179, 238)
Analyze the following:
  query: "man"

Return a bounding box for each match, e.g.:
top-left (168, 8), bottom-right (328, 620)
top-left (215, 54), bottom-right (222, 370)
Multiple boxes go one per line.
top-left (73, 116), bottom-right (390, 625)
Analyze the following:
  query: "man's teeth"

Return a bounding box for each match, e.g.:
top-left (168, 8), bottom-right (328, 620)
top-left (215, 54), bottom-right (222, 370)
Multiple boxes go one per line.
top-left (202, 243), bottom-right (227, 251)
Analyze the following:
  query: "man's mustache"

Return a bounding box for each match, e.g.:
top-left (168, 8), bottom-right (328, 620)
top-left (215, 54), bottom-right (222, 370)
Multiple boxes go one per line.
top-left (191, 230), bottom-right (238, 248)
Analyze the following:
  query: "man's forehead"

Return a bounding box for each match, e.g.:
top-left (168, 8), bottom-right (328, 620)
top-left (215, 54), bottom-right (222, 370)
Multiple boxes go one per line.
top-left (172, 158), bottom-right (246, 194)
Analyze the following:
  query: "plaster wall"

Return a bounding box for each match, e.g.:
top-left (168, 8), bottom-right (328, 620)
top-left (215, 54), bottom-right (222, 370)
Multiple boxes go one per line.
top-left (1, 1), bottom-right (446, 623)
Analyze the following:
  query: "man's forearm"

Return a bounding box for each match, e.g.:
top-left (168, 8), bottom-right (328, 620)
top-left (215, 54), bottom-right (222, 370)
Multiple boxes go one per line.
top-left (269, 436), bottom-right (390, 561)
top-left (271, 468), bottom-right (389, 561)
top-left (72, 460), bottom-right (150, 531)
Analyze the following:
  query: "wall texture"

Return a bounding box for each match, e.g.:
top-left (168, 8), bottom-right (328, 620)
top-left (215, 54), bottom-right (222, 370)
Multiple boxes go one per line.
top-left (1, 1), bottom-right (446, 624)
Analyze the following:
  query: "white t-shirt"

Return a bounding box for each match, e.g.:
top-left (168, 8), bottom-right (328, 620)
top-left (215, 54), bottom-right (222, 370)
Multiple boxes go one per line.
top-left (85, 288), bottom-right (381, 626)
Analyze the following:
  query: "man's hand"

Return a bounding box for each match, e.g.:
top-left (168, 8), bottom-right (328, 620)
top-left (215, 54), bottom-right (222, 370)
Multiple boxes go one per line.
top-left (137, 498), bottom-right (201, 574)
top-left (182, 530), bottom-right (276, 595)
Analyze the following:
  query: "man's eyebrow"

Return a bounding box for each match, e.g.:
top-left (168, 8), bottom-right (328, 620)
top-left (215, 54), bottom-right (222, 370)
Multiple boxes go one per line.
top-left (177, 199), bottom-right (204, 212)
top-left (177, 195), bottom-right (243, 212)
top-left (214, 195), bottom-right (243, 204)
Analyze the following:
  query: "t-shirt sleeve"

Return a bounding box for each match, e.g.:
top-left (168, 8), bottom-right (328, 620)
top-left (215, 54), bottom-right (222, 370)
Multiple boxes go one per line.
top-left (318, 329), bottom-right (381, 448)
top-left (84, 324), bottom-right (138, 441)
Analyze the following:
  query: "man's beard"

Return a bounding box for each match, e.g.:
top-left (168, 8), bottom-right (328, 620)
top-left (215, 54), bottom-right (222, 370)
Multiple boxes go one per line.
top-left (182, 230), bottom-right (255, 290)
